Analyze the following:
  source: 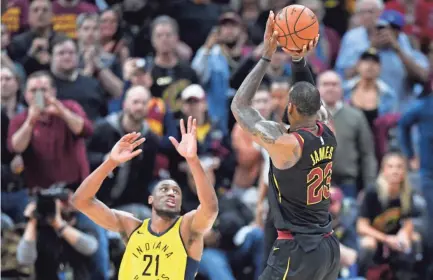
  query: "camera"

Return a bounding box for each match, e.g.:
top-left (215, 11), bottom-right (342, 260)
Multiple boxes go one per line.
top-left (34, 187), bottom-right (70, 223)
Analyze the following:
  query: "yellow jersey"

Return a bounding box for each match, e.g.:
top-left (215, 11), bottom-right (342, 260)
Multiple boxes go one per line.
top-left (118, 216), bottom-right (199, 280)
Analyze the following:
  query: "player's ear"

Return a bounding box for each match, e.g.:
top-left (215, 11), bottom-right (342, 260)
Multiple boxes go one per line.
top-left (288, 103), bottom-right (294, 114)
top-left (148, 196), bottom-right (153, 205)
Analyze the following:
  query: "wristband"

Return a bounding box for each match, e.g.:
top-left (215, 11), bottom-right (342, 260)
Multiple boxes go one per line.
top-left (261, 56), bottom-right (271, 62)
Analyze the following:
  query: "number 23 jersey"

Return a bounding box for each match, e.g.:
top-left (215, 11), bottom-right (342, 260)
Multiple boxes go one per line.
top-left (268, 121), bottom-right (337, 235)
top-left (118, 216), bottom-right (199, 280)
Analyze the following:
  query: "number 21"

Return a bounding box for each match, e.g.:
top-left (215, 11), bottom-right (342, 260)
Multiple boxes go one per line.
top-left (142, 254), bottom-right (160, 276)
top-left (306, 161), bottom-right (332, 205)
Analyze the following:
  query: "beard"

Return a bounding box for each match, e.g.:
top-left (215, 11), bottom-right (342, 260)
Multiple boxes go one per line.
top-left (155, 208), bottom-right (180, 220)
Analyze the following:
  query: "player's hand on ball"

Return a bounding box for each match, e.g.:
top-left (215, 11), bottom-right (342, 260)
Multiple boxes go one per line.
top-left (262, 11), bottom-right (279, 59)
top-left (169, 116), bottom-right (198, 160)
top-left (109, 132), bottom-right (145, 164)
top-left (283, 34), bottom-right (320, 60)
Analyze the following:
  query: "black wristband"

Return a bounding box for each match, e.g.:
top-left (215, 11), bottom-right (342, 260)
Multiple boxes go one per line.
top-left (261, 56), bottom-right (271, 62)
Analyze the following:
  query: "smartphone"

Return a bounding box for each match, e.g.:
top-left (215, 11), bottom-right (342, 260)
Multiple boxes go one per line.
top-left (34, 90), bottom-right (45, 110)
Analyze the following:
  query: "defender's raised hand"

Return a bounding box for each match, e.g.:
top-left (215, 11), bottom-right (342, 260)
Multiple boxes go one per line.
top-left (169, 116), bottom-right (198, 159)
top-left (109, 132), bottom-right (145, 164)
top-left (262, 11), bottom-right (279, 59)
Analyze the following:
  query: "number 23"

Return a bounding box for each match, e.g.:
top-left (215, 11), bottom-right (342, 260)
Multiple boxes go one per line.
top-left (306, 161), bottom-right (332, 205)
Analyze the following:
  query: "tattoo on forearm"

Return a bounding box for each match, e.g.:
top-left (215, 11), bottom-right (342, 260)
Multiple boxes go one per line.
top-left (231, 59), bottom-right (281, 143)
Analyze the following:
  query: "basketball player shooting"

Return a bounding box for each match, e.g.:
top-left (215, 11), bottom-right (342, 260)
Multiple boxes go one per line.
top-left (231, 11), bottom-right (340, 280)
top-left (72, 116), bottom-right (218, 280)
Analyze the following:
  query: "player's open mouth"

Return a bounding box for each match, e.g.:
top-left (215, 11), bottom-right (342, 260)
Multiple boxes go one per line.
top-left (166, 198), bottom-right (176, 207)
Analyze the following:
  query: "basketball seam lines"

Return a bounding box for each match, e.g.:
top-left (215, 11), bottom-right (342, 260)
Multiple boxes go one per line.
top-left (277, 19), bottom-right (318, 38)
top-left (291, 6), bottom-right (307, 50)
top-left (293, 20), bottom-right (318, 40)
top-left (275, 10), bottom-right (288, 50)
top-left (286, 7), bottom-right (302, 50)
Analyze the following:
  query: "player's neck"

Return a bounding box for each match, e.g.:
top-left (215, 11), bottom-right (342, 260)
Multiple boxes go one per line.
top-left (150, 215), bottom-right (177, 234)
top-left (155, 53), bottom-right (178, 68)
top-left (290, 119), bottom-right (317, 131)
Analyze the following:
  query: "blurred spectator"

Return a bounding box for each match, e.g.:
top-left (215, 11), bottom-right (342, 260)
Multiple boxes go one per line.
top-left (298, 0), bottom-right (341, 74)
top-left (329, 187), bottom-right (360, 279)
top-left (192, 10), bottom-right (248, 134)
top-left (1, 24), bottom-right (26, 81)
top-left (321, 0), bottom-right (352, 36)
top-left (50, 37), bottom-right (116, 120)
top-left (398, 88), bottom-right (433, 264)
top-left (344, 48), bottom-right (398, 129)
top-left (229, 46), bottom-right (291, 90)
top-left (52, 0), bottom-right (98, 39)
top-left (231, 85), bottom-right (272, 191)
top-left (169, 84), bottom-right (234, 212)
top-left (336, 3), bottom-right (429, 109)
top-left (86, 85), bottom-right (159, 219)
top-left (199, 192), bottom-right (264, 280)
top-left (149, 16), bottom-right (199, 112)
top-left (7, 71), bottom-right (93, 189)
top-left (1, 0), bottom-right (29, 35)
top-left (8, 0), bottom-right (66, 75)
top-left (1, 67), bottom-right (27, 223)
top-left (169, 0), bottom-right (222, 54)
top-left (76, 13), bottom-right (123, 79)
top-left (110, 58), bottom-right (177, 144)
top-left (269, 78), bottom-right (290, 122)
top-left (385, 0), bottom-right (433, 43)
top-left (17, 195), bottom-right (100, 280)
top-left (357, 152), bottom-right (422, 279)
top-left (99, 8), bottom-right (130, 67)
top-left (318, 70), bottom-right (377, 197)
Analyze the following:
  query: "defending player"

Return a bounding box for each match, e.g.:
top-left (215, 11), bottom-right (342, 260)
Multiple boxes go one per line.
top-left (72, 116), bottom-right (218, 280)
top-left (231, 11), bottom-right (340, 280)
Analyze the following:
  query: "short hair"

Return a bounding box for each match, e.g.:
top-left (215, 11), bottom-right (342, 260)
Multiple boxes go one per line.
top-left (76, 13), bottom-right (99, 29)
top-left (355, 0), bottom-right (384, 11)
top-left (51, 36), bottom-right (75, 53)
top-left (26, 70), bottom-right (55, 87)
top-left (151, 15), bottom-right (179, 36)
top-left (289, 81), bottom-right (321, 116)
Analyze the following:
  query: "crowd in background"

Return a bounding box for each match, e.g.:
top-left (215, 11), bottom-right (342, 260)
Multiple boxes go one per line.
top-left (1, 0), bottom-right (432, 279)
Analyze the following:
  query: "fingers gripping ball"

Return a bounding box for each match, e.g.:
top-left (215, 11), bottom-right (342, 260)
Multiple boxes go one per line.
top-left (275, 4), bottom-right (319, 52)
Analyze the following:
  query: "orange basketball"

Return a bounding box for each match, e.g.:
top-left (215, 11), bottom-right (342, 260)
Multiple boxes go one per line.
top-left (274, 4), bottom-right (319, 52)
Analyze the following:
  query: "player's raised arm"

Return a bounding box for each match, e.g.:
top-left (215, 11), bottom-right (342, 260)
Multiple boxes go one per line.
top-left (169, 117), bottom-right (218, 234)
top-left (72, 133), bottom-right (144, 237)
top-left (231, 11), bottom-right (287, 146)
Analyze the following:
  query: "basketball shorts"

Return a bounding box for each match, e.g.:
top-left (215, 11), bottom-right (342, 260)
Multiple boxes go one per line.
top-left (259, 231), bottom-right (340, 280)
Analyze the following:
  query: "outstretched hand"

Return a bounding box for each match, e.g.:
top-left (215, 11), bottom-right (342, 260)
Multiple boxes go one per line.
top-left (109, 132), bottom-right (146, 164)
top-left (262, 11), bottom-right (279, 59)
top-left (169, 116), bottom-right (198, 160)
top-left (283, 34), bottom-right (320, 60)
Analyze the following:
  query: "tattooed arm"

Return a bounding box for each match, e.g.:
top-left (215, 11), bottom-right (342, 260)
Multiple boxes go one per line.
top-left (231, 59), bottom-right (286, 144)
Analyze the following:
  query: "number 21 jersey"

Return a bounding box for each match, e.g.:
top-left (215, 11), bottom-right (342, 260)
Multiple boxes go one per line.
top-left (118, 216), bottom-right (199, 280)
top-left (268, 121), bottom-right (337, 236)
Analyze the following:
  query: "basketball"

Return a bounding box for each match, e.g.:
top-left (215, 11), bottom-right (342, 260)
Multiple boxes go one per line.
top-left (274, 4), bottom-right (319, 52)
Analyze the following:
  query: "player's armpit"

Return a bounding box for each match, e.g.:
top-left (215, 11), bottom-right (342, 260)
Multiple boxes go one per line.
top-left (267, 132), bottom-right (303, 170)
top-left (236, 117), bottom-right (286, 148)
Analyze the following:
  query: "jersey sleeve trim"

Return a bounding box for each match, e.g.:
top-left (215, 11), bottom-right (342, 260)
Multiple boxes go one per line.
top-left (292, 132), bottom-right (305, 150)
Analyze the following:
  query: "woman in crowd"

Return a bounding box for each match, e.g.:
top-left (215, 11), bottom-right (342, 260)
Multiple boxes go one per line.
top-left (357, 152), bottom-right (422, 279)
